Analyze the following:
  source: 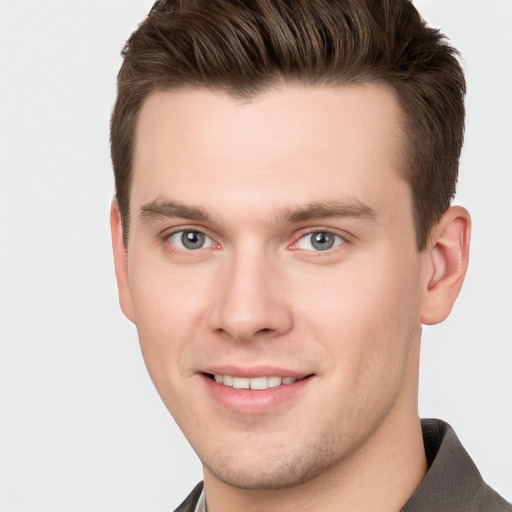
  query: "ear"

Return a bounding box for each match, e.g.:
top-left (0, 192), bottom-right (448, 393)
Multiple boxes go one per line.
top-left (110, 199), bottom-right (135, 322)
top-left (420, 205), bottom-right (471, 325)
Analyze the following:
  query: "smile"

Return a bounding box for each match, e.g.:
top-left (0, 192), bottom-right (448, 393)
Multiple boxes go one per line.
top-left (202, 371), bottom-right (313, 414)
top-left (210, 374), bottom-right (298, 390)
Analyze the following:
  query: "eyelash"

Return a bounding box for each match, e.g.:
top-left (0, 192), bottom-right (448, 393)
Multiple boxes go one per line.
top-left (161, 228), bottom-right (348, 255)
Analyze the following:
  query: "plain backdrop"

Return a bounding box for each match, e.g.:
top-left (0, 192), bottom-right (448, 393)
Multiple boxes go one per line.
top-left (0, 1), bottom-right (510, 510)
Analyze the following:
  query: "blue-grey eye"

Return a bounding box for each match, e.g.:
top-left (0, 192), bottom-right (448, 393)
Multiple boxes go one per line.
top-left (297, 231), bottom-right (344, 251)
top-left (168, 230), bottom-right (214, 250)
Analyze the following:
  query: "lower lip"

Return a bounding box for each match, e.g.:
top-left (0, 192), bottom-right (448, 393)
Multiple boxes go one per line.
top-left (201, 374), bottom-right (313, 414)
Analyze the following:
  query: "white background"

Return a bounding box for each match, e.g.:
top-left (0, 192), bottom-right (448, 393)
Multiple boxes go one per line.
top-left (0, 0), bottom-right (510, 510)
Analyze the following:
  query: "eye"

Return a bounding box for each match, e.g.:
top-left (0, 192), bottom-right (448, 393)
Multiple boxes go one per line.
top-left (167, 230), bottom-right (215, 250)
top-left (296, 231), bottom-right (345, 251)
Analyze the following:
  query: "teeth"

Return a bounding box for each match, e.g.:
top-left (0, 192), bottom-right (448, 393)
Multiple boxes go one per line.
top-left (212, 374), bottom-right (298, 390)
top-left (232, 377), bottom-right (250, 389)
top-left (267, 376), bottom-right (282, 388)
top-left (250, 377), bottom-right (268, 390)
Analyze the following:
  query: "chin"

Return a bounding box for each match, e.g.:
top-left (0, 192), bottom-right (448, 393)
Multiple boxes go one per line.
top-left (200, 439), bottom-right (339, 490)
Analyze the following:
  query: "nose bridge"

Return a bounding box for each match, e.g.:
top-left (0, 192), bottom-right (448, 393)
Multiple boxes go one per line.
top-left (208, 241), bottom-right (292, 341)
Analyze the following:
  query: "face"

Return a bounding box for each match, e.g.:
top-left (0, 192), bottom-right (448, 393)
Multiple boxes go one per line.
top-left (115, 84), bottom-right (432, 489)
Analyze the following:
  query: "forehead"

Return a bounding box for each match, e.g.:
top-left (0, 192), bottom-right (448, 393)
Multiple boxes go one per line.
top-left (131, 84), bottom-right (409, 221)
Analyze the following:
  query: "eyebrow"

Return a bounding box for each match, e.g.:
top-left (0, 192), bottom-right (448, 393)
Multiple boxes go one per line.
top-left (276, 200), bottom-right (379, 224)
top-left (139, 198), bottom-right (379, 224)
top-left (140, 199), bottom-right (210, 222)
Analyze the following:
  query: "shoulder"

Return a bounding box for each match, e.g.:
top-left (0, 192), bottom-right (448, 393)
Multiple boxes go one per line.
top-left (401, 419), bottom-right (511, 512)
top-left (173, 482), bottom-right (204, 512)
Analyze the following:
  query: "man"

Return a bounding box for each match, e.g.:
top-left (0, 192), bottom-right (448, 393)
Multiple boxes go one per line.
top-left (109, 1), bottom-right (511, 511)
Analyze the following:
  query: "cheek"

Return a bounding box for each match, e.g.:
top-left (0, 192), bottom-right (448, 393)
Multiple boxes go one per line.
top-left (127, 259), bottom-right (213, 388)
top-left (128, 269), bottom-right (213, 428)
top-left (293, 255), bottom-right (423, 373)
top-left (289, 259), bottom-right (422, 435)
top-left (130, 253), bottom-right (209, 328)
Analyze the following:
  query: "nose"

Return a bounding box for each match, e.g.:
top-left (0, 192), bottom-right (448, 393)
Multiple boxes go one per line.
top-left (207, 248), bottom-right (294, 343)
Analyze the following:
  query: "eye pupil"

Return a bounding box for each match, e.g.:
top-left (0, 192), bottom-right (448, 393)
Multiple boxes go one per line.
top-left (181, 231), bottom-right (205, 249)
top-left (311, 232), bottom-right (335, 250)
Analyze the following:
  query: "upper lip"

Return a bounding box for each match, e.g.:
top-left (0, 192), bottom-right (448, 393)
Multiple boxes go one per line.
top-left (200, 366), bottom-right (311, 379)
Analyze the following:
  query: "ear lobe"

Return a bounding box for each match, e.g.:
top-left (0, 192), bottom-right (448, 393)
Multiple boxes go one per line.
top-left (110, 200), bottom-right (135, 323)
top-left (420, 206), bottom-right (471, 325)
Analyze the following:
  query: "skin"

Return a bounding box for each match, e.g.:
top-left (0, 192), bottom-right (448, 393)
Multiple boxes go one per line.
top-left (111, 84), bottom-right (471, 512)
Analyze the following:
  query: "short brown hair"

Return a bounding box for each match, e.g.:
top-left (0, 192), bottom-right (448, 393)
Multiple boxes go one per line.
top-left (111, 0), bottom-right (465, 250)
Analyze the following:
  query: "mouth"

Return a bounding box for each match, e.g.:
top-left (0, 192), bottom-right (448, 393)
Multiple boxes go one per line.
top-left (200, 368), bottom-right (315, 413)
top-left (204, 373), bottom-right (305, 390)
